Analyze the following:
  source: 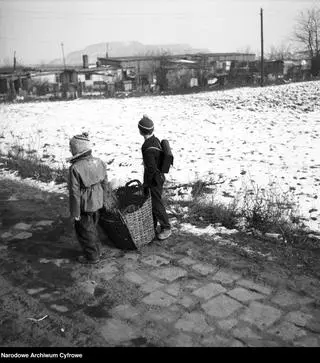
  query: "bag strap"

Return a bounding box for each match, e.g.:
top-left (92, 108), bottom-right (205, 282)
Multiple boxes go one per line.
top-left (144, 139), bottom-right (162, 153)
top-left (143, 141), bottom-right (163, 174)
top-left (145, 146), bottom-right (162, 152)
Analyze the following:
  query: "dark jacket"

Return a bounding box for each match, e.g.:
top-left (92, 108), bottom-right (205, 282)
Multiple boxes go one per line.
top-left (68, 152), bottom-right (112, 217)
top-left (141, 135), bottom-right (164, 188)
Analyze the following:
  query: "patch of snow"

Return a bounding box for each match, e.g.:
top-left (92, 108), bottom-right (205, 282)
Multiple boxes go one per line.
top-left (13, 222), bottom-right (32, 231)
top-left (35, 220), bottom-right (54, 227)
top-left (1, 81), bottom-right (320, 232)
top-left (39, 258), bottom-right (51, 264)
top-left (180, 223), bottom-right (270, 258)
top-left (13, 232), bottom-right (33, 240)
top-left (1, 232), bottom-right (13, 239)
top-left (39, 258), bottom-right (69, 267)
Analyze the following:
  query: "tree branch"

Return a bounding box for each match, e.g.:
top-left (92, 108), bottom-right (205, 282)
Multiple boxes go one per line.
top-left (165, 179), bottom-right (227, 190)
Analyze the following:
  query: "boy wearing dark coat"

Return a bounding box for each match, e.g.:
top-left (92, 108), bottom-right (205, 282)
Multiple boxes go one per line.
top-left (138, 116), bottom-right (171, 240)
top-left (68, 132), bottom-right (112, 264)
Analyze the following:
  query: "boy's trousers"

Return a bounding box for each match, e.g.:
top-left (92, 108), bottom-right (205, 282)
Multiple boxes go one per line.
top-left (74, 211), bottom-right (101, 260)
top-left (149, 181), bottom-right (171, 230)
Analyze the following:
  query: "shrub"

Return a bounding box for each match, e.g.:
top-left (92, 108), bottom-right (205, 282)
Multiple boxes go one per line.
top-left (1, 140), bottom-right (68, 185)
top-left (178, 176), bottom-right (309, 245)
top-left (188, 199), bottom-right (239, 229)
top-left (165, 176), bottom-right (239, 229)
top-left (239, 180), bottom-right (305, 235)
top-left (2, 154), bottom-right (68, 184)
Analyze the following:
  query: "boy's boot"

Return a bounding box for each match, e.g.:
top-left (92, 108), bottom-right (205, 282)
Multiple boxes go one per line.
top-left (157, 228), bottom-right (172, 240)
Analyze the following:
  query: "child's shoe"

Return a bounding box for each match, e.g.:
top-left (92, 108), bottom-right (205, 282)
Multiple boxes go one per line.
top-left (157, 228), bottom-right (172, 240)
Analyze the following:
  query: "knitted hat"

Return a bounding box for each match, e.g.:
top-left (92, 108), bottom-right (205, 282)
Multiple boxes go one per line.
top-left (138, 115), bottom-right (154, 133)
top-left (69, 132), bottom-right (92, 157)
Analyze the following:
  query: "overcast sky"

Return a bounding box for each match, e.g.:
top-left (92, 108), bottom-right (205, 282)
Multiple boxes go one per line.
top-left (0, 0), bottom-right (318, 65)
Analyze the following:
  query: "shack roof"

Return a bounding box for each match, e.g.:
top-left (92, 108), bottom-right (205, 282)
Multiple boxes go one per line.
top-left (168, 59), bottom-right (197, 64)
top-left (104, 52), bottom-right (255, 62)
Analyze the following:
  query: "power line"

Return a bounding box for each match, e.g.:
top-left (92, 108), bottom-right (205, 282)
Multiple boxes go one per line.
top-left (0, 36), bottom-right (17, 40)
top-left (260, 8), bottom-right (264, 87)
top-left (4, 8), bottom-right (188, 16)
top-left (0, 36), bottom-right (60, 44)
top-left (61, 42), bottom-right (66, 69)
top-left (1, 8), bottom-right (188, 20)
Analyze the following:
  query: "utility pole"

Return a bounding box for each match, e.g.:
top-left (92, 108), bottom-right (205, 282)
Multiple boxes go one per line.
top-left (61, 42), bottom-right (66, 69)
top-left (137, 61), bottom-right (140, 90)
top-left (13, 51), bottom-right (16, 72)
top-left (260, 8), bottom-right (264, 87)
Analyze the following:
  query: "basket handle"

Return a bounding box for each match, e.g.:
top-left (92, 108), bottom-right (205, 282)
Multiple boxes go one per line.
top-left (125, 179), bottom-right (142, 188)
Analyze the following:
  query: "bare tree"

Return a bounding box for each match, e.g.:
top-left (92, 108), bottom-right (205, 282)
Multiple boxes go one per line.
top-left (293, 6), bottom-right (320, 58)
top-left (133, 49), bottom-right (172, 91)
top-left (154, 51), bottom-right (172, 91)
top-left (237, 45), bottom-right (254, 54)
top-left (2, 57), bottom-right (12, 67)
top-left (267, 43), bottom-right (293, 60)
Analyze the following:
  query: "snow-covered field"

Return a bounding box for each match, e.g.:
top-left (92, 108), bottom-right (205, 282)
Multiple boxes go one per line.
top-left (0, 81), bottom-right (320, 232)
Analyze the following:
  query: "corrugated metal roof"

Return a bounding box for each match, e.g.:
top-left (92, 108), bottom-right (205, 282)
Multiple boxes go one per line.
top-left (168, 59), bottom-right (197, 64)
top-left (77, 66), bottom-right (118, 74)
top-left (107, 52), bottom-right (255, 62)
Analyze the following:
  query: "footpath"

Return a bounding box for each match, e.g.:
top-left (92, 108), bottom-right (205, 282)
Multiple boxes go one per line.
top-left (0, 176), bottom-right (319, 347)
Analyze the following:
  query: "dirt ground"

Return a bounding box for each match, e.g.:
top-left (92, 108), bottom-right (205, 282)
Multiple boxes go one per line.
top-left (0, 175), bottom-right (320, 347)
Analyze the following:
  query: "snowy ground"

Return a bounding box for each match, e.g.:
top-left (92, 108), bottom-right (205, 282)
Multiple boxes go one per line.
top-left (0, 81), bottom-right (319, 232)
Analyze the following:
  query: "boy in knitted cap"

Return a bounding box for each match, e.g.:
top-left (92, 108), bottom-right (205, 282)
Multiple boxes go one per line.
top-left (138, 115), bottom-right (171, 240)
top-left (68, 132), bottom-right (112, 264)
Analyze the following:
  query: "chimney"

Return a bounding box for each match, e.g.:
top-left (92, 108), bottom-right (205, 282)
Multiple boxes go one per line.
top-left (82, 54), bottom-right (88, 69)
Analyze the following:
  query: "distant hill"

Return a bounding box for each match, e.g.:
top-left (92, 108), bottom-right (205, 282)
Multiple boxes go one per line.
top-left (49, 41), bottom-right (210, 65)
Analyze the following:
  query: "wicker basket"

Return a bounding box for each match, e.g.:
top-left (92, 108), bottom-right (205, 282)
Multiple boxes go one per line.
top-left (116, 179), bottom-right (144, 210)
top-left (99, 209), bottom-right (137, 250)
top-left (117, 180), bottom-right (155, 249)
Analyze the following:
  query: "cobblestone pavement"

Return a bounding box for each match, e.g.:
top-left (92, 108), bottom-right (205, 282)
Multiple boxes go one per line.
top-left (0, 213), bottom-right (320, 347)
top-left (0, 178), bottom-right (319, 347)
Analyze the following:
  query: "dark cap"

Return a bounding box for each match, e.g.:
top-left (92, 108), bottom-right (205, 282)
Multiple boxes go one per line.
top-left (138, 115), bottom-right (154, 132)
